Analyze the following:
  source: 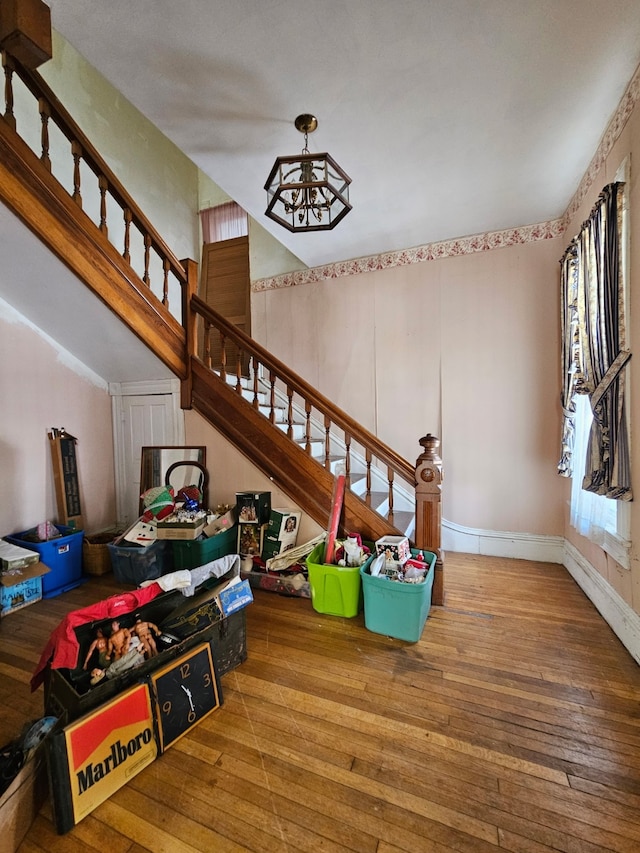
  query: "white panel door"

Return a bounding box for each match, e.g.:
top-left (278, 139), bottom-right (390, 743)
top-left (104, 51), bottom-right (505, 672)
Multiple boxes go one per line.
top-left (121, 394), bottom-right (177, 525)
top-left (111, 380), bottom-right (183, 528)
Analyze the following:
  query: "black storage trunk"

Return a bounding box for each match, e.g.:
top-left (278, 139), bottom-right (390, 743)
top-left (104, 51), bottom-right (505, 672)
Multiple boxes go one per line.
top-left (43, 584), bottom-right (247, 724)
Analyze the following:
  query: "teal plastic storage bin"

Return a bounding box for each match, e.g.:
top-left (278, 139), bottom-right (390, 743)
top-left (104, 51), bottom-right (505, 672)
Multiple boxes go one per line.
top-left (6, 524), bottom-right (84, 598)
top-left (360, 549), bottom-right (436, 641)
top-left (172, 525), bottom-right (238, 570)
top-left (306, 541), bottom-right (362, 617)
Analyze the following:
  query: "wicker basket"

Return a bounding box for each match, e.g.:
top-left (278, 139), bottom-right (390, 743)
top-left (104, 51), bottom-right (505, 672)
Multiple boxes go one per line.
top-left (83, 530), bottom-right (120, 576)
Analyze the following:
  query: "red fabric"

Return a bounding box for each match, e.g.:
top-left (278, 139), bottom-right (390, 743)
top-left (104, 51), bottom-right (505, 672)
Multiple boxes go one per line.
top-left (30, 584), bottom-right (163, 691)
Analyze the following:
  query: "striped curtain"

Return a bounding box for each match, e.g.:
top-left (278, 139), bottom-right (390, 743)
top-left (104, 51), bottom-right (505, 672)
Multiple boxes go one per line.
top-left (557, 243), bottom-right (579, 477)
top-left (559, 182), bottom-right (632, 500)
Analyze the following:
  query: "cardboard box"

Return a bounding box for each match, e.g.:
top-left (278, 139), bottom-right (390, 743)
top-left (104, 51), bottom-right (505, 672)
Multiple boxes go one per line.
top-left (156, 512), bottom-right (207, 540)
top-left (261, 509), bottom-right (301, 561)
top-left (216, 576), bottom-right (254, 616)
top-left (241, 568), bottom-right (311, 599)
top-left (0, 562), bottom-right (50, 617)
top-left (236, 491), bottom-right (271, 525)
top-left (0, 539), bottom-right (40, 571)
top-left (237, 523), bottom-right (266, 557)
top-left (375, 535), bottom-right (410, 565)
top-left (0, 739), bottom-right (48, 852)
top-left (203, 507), bottom-right (236, 539)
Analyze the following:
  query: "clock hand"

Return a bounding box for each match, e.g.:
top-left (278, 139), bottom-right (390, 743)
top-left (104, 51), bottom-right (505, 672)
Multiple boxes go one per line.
top-left (181, 684), bottom-right (195, 711)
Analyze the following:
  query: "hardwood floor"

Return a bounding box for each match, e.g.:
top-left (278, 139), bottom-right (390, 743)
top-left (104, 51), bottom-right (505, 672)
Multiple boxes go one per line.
top-left (2, 552), bottom-right (640, 852)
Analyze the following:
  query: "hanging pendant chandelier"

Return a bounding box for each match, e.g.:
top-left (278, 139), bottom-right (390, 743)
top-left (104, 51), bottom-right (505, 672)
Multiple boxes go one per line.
top-left (264, 114), bottom-right (352, 233)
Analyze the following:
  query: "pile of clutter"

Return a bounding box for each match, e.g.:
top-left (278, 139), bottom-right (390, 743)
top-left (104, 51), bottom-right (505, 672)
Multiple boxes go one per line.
top-left (370, 535), bottom-right (430, 583)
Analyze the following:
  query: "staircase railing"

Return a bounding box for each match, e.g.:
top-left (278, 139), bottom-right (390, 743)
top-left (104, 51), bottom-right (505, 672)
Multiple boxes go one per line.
top-left (192, 295), bottom-right (414, 516)
top-left (1, 51), bottom-right (190, 319)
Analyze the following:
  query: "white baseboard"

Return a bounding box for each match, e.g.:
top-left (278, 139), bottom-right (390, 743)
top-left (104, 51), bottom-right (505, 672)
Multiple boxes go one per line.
top-left (563, 541), bottom-right (640, 665)
top-left (442, 518), bottom-right (565, 563)
top-left (442, 518), bottom-right (640, 664)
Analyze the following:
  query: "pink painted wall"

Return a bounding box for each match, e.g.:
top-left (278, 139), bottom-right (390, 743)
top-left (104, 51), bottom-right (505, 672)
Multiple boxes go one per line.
top-left (252, 235), bottom-right (566, 537)
top-left (0, 305), bottom-right (116, 537)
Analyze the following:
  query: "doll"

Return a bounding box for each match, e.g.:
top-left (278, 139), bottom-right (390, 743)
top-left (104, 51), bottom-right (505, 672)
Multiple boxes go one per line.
top-left (132, 618), bottom-right (161, 658)
top-left (83, 627), bottom-right (109, 670)
top-left (106, 620), bottom-right (131, 661)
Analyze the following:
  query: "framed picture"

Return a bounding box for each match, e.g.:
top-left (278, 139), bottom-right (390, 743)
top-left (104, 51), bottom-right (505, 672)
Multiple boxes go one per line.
top-left (48, 683), bottom-right (157, 833)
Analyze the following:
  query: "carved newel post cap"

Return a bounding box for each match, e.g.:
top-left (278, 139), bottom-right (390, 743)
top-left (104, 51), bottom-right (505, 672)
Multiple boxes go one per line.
top-left (418, 433), bottom-right (441, 460)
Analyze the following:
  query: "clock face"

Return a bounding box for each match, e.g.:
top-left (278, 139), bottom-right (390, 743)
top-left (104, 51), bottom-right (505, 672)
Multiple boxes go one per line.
top-left (150, 642), bottom-right (221, 752)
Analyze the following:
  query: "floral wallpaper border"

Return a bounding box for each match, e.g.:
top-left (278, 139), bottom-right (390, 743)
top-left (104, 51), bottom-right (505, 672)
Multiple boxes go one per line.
top-left (253, 62), bottom-right (640, 294)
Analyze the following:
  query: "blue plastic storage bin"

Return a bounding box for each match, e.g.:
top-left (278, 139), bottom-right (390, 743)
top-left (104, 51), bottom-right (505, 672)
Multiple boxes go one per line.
top-left (6, 524), bottom-right (84, 598)
top-left (107, 538), bottom-right (173, 586)
top-left (360, 549), bottom-right (436, 642)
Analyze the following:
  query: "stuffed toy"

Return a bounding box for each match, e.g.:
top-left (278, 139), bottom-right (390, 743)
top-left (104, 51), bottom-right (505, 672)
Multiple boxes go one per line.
top-left (176, 484), bottom-right (202, 510)
top-left (140, 485), bottom-right (175, 522)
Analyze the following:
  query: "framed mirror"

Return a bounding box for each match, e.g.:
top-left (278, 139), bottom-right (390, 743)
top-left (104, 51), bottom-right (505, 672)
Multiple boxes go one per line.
top-left (139, 446), bottom-right (208, 514)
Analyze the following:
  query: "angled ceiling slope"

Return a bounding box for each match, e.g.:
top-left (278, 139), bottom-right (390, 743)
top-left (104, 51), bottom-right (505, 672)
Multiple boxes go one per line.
top-left (46, 0), bottom-right (640, 269)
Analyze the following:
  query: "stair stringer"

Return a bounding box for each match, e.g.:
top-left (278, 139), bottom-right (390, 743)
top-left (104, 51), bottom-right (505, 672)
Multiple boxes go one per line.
top-left (191, 358), bottom-right (407, 543)
top-left (216, 367), bottom-right (415, 538)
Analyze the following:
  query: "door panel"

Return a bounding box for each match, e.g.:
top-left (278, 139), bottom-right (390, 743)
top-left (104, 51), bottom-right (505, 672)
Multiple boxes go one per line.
top-left (200, 235), bottom-right (250, 372)
top-left (121, 394), bottom-right (177, 525)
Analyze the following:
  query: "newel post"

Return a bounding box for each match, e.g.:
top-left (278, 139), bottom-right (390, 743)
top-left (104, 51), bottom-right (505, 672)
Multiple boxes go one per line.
top-left (180, 257), bottom-right (198, 410)
top-left (414, 433), bottom-right (444, 606)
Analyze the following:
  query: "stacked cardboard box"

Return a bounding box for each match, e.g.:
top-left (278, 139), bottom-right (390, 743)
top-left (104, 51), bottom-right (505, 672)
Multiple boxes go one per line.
top-left (0, 540), bottom-right (50, 617)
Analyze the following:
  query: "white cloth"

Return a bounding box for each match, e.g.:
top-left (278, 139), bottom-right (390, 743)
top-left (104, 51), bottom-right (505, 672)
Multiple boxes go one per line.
top-left (140, 569), bottom-right (192, 591)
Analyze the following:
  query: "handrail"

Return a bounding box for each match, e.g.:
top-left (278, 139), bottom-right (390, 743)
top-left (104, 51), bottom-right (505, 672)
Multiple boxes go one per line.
top-left (191, 293), bottom-right (416, 519)
top-left (1, 51), bottom-right (189, 314)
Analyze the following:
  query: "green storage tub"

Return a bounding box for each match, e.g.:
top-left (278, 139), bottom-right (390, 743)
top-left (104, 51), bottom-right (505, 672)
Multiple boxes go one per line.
top-left (360, 549), bottom-right (436, 642)
top-left (306, 541), bottom-right (362, 617)
top-left (172, 525), bottom-right (238, 570)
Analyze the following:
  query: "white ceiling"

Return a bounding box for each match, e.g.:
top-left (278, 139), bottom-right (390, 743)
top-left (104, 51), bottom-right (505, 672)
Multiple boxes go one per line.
top-left (4, 2), bottom-right (640, 384)
top-left (46, 0), bottom-right (640, 269)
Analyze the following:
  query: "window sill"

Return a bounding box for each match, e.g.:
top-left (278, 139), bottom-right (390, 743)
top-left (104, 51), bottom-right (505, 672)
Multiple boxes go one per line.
top-left (603, 529), bottom-right (631, 570)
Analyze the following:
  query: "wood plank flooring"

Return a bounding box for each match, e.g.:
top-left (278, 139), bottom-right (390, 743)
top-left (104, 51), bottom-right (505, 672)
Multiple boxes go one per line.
top-left (2, 552), bottom-right (640, 852)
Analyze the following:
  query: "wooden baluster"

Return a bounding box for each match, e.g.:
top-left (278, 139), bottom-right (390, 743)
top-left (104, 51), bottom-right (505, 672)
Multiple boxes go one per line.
top-left (414, 434), bottom-right (444, 606)
top-left (252, 357), bottom-right (260, 409)
top-left (387, 467), bottom-right (395, 520)
top-left (344, 432), bottom-right (351, 488)
top-left (162, 257), bottom-right (170, 306)
top-left (98, 175), bottom-right (108, 236)
top-left (269, 372), bottom-right (276, 423)
top-left (71, 140), bottom-right (82, 206)
top-left (220, 334), bottom-right (227, 382)
top-left (286, 386), bottom-right (294, 439)
top-left (3, 53), bottom-right (16, 131)
top-left (304, 400), bottom-right (312, 454)
top-left (38, 98), bottom-right (51, 171)
top-left (204, 320), bottom-right (211, 368)
top-left (143, 233), bottom-right (151, 285)
top-left (123, 208), bottom-right (132, 263)
top-left (235, 349), bottom-right (242, 393)
top-left (324, 415), bottom-right (331, 468)
top-left (365, 448), bottom-right (372, 502)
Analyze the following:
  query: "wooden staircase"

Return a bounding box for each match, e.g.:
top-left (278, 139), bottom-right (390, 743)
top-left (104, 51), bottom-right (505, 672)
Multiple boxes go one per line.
top-left (0, 44), bottom-right (445, 603)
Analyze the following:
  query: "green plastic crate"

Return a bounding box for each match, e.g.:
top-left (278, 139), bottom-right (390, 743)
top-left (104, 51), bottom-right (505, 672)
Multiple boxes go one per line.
top-left (306, 541), bottom-right (363, 618)
top-left (360, 549), bottom-right (436, 642)
top-left (171, 525), bottom-right (238, 570)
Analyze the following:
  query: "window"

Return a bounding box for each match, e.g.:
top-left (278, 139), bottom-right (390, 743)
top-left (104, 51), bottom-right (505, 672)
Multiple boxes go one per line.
top-left (559, 162), bottom-right (631, 568)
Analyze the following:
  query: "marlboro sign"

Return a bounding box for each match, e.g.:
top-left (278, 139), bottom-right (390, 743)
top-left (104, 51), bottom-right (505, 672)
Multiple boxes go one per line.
top-left (49, 683), bottom-right (157, 833)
